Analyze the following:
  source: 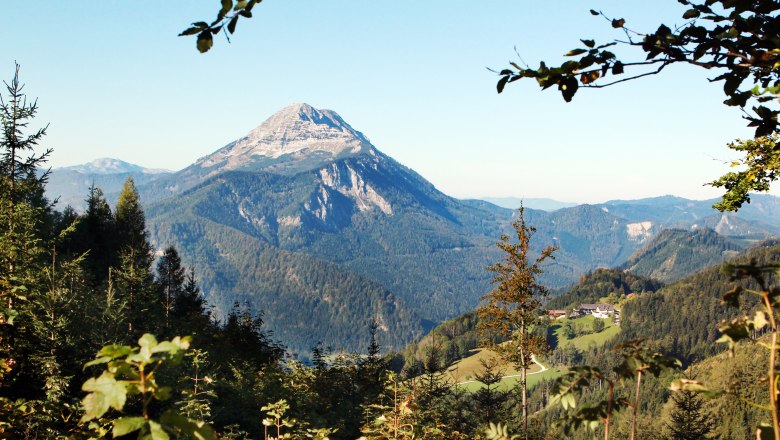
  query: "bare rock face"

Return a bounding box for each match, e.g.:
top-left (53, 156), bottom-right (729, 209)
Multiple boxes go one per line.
top-left (194, 103), bottom-right (374, 176)
top-left (319, 161), bottom-right (393, 215)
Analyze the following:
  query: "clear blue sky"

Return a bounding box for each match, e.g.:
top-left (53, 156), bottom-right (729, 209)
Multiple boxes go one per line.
top-left (2, 1), bottom-right (762, 203)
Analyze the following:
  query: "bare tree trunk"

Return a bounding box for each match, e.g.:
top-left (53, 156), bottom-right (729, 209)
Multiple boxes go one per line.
top-left (630, 370), bottom-right (643, 440)
top-left (604, 381), bottom-right (614, 440)
top-left (763, 292), bottom-right (780, 440)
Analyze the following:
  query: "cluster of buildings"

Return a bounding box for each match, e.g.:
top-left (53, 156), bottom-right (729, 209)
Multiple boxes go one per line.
top-left (546, 303), bottom-right (619, 320)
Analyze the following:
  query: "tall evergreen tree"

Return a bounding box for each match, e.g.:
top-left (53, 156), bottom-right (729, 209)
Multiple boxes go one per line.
top-left (471, 356), bottom-right (509, 427)
top-left (114, 178), bottom-right (156, 336)
top-left (115, 177), bottom-right (152, 270)
top-left (0, 63), bottom-right (51, 236)
top-left (358, 319), bottom-right (386, 395)
top-left (172, 267), bottom-right (211, 341)
top-left (477, 206), bottom-right (557, 440)
top-left (156, 245), bottom-right (185, 330)
top-left (0, 62), bottom-right (51, 309)
top-left (0, 63), bottom-right (57, 436)
top-left (71, 185), bottom-right (116, 283)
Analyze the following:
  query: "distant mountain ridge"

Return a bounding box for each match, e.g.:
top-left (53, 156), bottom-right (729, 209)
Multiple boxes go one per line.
top-left (47, 159), bottom-right (173, 211)
top-left (59, 158), bottom-right (171, 175)
top-left (479, 197), bottom-right (577, 212)
top-left (598, 194), bottom-right (780, 238)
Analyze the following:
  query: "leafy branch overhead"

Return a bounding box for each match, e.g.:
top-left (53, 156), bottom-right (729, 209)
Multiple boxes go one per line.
top-left (497, 1), bottom-right (780, 211)
top-left (497, 1), bottom-right (780, 137)
top-left (709, 134), bottom-right (780, 211)
top-left (179, 0), bottom-right (264, 53)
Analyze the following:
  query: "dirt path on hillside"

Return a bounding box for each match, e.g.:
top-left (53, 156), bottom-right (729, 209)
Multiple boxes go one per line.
top-left (456, 355), bottom-right (548, 386)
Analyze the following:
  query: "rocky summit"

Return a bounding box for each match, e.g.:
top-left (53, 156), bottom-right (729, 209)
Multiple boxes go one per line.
top-left (192, 103), bottom-right (375, 176)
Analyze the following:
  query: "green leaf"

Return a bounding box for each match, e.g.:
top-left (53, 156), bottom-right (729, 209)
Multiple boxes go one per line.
top-left (79, 372), bottom-right (127, 422)
top-left (154, 386), bottom-right (172, 401)
top-left (590, 9), bottom-right (599, 16)
top-left (754, 310), bottom-right (769, 330)
top-left (682, 9), bottom-right (700, 19)
top-left (99, 344), bottom-right (134, 357)
top-left (151, 341), bottom-right (180, 354)
top-left (218, 0), bottom-right (233, 21)
top-left (84, 356), bottom-right (113, 368)
top-left (197, 32), bottom-right (214, 53)
top-left (228, 15), bottom-right (239, 34)
top-left (497, 76), bottom-right (509, 94)
top-left (2, 308), bottom-right (18, 325)
top-left (145, 420), bottom-right (171, 440)
top-left (113, 417), bottom-right (146, 437)
top-left (580, 39), bottom-right (595, 48)
top-left (565, 48), bottom-right (587, 57)
top-left (139, 334), bottom-right (158, 349)
top-left (722, 285), bottom-right (743, 308)
top-left (559, 76), bottom-right (579, 102)
top-left (179, 27), bottom-right (203, 37)
top-left (161, 411), bottom-right (218, 440)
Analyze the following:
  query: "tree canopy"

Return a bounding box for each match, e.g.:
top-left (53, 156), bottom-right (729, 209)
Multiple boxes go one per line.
top-left (493, 1), bottom-right (780, 211)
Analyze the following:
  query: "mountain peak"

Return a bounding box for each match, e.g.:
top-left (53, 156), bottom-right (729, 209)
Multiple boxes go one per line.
top-left (59, 158), bottom-right (171, 175)
top-left (195, 103), bottom-right (375, 174)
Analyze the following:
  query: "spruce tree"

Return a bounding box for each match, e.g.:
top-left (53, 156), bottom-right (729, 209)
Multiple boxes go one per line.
top-left (666, 388), bottom-right (715, 440)
top-left (472, 356), bottom-right (508, 427)
top-left (172, 267), bottom-right (211, 340)
top-left (156, 245), bottom-right (185, 330)
top-left (0, 63), bottom-right (57, 436)
top-left (358, 319), bottom-right (385, 393)
top-left (0, 62), bottom-right (51, 310)
top-left (0, 63), bottom-right (51, 241)
top-left (114, 178), bottom-right (156, 336)
top-left (115, 177), bottom-right (152, 270)
top-left (477, 206), bottom-right (557, 440)
top-left (358, 319), bottom-right (388, 427)
top-left (72, 185), bottom-right (116, 283)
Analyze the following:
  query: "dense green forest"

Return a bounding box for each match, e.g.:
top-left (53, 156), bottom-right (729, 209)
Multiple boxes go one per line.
top-left (546, 268), bottom-right (663, 310)
top-left (620, 228), bottom-right (743, 283)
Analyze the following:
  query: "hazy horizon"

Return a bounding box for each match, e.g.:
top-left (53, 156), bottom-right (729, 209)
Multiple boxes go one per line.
top-left (4, 1), bottom-right (771, 203)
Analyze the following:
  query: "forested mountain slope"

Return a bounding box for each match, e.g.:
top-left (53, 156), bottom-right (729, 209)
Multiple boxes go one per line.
top-left (545, 268), bottom-right (663, 309)
top-left (621, 228), bottom-right (743, 283)
top-left (617, 242), bottom-right (780, 362)
top-left (137, 104), bottom-right (662, 351)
